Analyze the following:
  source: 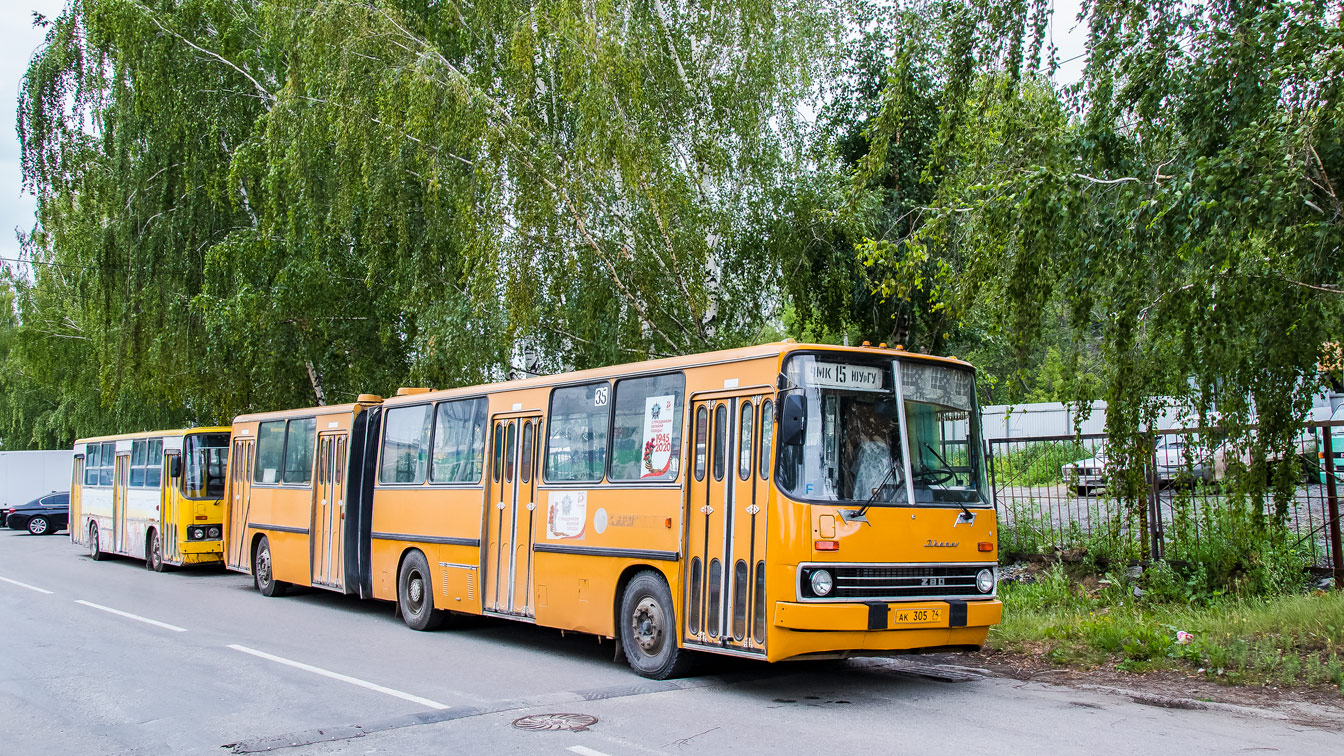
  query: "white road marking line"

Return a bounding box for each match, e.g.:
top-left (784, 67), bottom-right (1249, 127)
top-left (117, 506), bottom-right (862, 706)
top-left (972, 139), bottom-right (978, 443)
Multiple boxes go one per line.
top-left (567, 747), bottom-right (615, 756)
top-left (74, 600), bottom-right (188, 632)
top-left (0, 575), bottom-right (54, 594)
top-left (227, 644), bottom-right (449, 710)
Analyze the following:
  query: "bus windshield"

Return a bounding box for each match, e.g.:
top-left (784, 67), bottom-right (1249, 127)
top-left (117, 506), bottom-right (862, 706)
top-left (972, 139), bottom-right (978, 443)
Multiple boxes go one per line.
top-left (901, 362), bottom-right (986, 505)
top-left (776, 354), bottom-right (987, 507)
top-left (183, 432), bottom-right (229, 499)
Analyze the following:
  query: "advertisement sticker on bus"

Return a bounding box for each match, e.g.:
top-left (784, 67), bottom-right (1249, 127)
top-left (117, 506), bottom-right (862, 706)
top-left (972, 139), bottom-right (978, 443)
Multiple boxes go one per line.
top-left (805, 362), bottom-right (884, 391)
top-left (641, 395), bottom-right (676, 478)
top-left (546, 490), bottom-right (587, 540)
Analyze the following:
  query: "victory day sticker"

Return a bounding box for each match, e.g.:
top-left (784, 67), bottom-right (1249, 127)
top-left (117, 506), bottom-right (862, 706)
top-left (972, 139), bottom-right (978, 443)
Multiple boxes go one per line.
top-left (641, 395), bottom-right (676, 479)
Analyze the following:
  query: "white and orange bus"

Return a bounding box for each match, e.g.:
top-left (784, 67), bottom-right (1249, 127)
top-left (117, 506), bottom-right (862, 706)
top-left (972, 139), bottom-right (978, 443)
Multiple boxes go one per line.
top-left (71, 428), bottom-right (231, 570)
top-left (222, 342), bottom-right (1001, 677)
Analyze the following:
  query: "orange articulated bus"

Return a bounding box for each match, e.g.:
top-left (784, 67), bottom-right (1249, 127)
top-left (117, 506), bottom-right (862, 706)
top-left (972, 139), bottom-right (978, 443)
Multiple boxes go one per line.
top-left (221, 342), bottom-right (1001, 677)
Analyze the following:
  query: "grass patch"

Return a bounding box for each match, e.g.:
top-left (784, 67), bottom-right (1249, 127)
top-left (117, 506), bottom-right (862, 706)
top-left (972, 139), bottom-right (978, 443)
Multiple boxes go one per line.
top-left (990, 565), bottom-right (1344, 692)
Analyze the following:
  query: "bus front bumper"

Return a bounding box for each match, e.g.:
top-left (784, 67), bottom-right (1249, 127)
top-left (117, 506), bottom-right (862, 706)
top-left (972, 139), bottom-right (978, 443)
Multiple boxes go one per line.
top-left (767, 599), bottom-right (1002, 661)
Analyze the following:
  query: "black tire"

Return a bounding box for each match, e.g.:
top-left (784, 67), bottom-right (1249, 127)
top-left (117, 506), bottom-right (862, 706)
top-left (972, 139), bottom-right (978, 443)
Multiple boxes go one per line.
top-left (27, 517), bottom-right (50, 536)
top-left (620, 570), bottom-right (692, 679)
top-left (254, 536), bottom-right (288, 597)
top-left (146, 529), bottom-right (166, 572)
top-left (398, 550), bottom-right (444, 631)
top-left (89, 523), bottom-right (107, 561)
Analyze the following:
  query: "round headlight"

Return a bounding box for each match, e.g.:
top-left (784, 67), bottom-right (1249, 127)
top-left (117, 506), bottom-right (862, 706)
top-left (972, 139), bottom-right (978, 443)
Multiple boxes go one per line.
top-left (192, 528), bottom-right (204, 540)
top-left (208, 526), bottom-right (221, 538)
top-left (976, 568), bottom-right (995, 593)
top-left (809, 569), bottom-right (834, 597)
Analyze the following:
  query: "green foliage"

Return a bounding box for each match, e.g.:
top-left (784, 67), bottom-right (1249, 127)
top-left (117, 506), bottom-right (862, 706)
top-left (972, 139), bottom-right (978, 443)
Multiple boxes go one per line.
top-left (995, 571), bottom-right (1344, 690)
top-left (992, 439), bottom-right (1092, 486)
top-left (10, 0), bottom-right (836, 444)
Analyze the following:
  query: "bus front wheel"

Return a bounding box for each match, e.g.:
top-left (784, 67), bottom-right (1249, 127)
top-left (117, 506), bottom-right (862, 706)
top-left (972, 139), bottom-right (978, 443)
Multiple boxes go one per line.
top-left (146, 529), bottom-right (166, 572)
top-left (619, 571), bottom-right (692, 680)
top-left (254, 536), bottom-right (288, 597)
top-left (398, 551), bottom-right (444, 631)
top-left (89, 523), bottom-right (107, 561)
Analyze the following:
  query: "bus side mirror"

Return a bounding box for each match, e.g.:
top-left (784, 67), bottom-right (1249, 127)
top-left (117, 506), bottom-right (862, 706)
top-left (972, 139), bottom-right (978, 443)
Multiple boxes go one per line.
top-left (780, 393), bottom-right (806, 447)
top-left (169, 456), bottom-right (182, 479)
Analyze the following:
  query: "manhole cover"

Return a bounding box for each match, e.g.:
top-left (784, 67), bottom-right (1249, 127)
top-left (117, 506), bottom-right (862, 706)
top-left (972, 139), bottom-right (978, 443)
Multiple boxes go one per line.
top-left (512, 713), bottom-right (598, 732)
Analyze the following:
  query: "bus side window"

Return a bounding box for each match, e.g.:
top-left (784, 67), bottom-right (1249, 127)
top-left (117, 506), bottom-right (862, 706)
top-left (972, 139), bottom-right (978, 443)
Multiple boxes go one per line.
top-left (608, 373), bottom-right (684, 482)
top-left (282, 418), bottom-right (317, 485)
top-left (130, 440), bottom-right (147, 487)
top-left (380, 405), bottom-right (430, 484)
top-left (100, 443), bottom-right (115, 486)
top-left (254, 421), bottom-right (286, 484)
top-left (146, 439), bottom-right (162, 488)
top-left (545, 383), bottom-right (610, 483)
top-left (431, 398), bottom-right (487, 483)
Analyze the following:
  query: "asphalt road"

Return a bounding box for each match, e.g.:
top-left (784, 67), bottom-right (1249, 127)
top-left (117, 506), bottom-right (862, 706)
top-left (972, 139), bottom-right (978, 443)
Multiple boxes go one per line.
top-left (2, 529), bottom-right (1340, 756)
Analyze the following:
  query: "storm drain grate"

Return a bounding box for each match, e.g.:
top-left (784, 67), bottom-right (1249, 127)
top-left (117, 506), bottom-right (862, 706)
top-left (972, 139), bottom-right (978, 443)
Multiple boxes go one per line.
top-left (512, 713), bottom-right (598, 732)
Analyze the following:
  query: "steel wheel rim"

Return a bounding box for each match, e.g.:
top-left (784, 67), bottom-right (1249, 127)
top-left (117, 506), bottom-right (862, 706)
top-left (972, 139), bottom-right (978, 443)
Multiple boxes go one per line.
top-left (89, 526), bottom-right (98, 556)
top-left (150, 536), bottom-right (160, 568)
top-left (406, 571), bottom-right (426, 615)
top-left (257, 545), bottom-right (272, 587)
top-left (632, 596), bottom-right (666, 655)
top-left (30, 518), bottom-right (46, 534)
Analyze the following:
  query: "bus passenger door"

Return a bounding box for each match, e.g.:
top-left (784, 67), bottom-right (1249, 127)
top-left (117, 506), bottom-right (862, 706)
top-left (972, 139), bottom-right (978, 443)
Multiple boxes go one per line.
top-left (312, 433), bottom-right (347, 588)
top-left (227, 439), bottom-right (254, 570)
top-left (113, 454), bottom-right (129, 554)
top-left (728, 396), bottom-right (771, 652)
top-left (685, 397), bottom-right (734, 645)
top-left (484, 417), bottom-right (520, 614)
top-left (510, 416), bottom-right (541, 617)
top-left (685, 393), bottom-right (769, 652)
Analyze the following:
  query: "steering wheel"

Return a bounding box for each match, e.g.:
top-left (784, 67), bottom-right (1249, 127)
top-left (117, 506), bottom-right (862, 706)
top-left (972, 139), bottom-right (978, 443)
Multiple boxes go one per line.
top-left (914, 467), bottom-right (957, 485)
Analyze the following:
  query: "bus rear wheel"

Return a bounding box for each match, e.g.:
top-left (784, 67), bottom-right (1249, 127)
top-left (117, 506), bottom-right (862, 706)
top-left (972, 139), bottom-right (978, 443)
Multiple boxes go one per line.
top-left (620, 571), bottom-right (692, 680)
top-left (89, 523), bottom-right (107, 561)
top-left (146, 530), bottom-right (166, 572)
top-left (254, 536), bottom-right (288, 597)
top-left (398, 550), bottom-right (445, 631)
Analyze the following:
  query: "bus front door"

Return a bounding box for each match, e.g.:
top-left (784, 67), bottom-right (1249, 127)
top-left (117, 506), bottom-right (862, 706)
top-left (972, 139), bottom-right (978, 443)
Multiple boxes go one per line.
top-left (227, 439), bottom-right (254, 570)
top-left (484, 414), bottom-right (539, 617)
top-left (311, 433), bottom-right (347, 589)
top-left (685, 393), bottom-right (769, 653)
top-left (162, 452), bottom-right (180, 564)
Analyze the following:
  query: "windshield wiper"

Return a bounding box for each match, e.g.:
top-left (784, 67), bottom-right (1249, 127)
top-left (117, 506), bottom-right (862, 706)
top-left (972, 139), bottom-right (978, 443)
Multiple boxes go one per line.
top-left (839, 461), bottom-right (900, 525)
top-left (921, 443), bottom-right (975, 521)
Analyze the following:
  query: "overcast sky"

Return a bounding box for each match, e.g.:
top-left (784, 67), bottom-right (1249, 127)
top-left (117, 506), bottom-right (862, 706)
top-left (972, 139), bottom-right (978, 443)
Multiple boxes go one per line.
top-left (3, 2), bottom-right (67, 270)
top-left (0, 1), bottom-right (1089, 272)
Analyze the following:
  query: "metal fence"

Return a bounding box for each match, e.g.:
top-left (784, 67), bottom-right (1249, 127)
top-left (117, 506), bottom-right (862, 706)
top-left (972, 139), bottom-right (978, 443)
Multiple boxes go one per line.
top-left (988, 421), bottom-right (1344, 581)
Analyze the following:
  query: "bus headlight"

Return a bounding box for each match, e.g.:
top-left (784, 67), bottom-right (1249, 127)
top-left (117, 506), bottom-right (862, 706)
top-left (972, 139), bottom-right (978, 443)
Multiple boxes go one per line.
top-left (976, 568), bottom-right (995, 594)
top-left (207, 526), bottom-right (221, 539)
top-left (191, 527), bottom-right (205, 540)
top-left (809, 569), bottom-right (834, 597)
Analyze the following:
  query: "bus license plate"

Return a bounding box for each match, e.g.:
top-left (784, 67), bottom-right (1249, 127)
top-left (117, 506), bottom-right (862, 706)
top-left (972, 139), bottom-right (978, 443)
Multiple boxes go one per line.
top-left (892, 607), bottom-right (943, 625)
